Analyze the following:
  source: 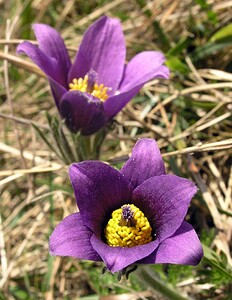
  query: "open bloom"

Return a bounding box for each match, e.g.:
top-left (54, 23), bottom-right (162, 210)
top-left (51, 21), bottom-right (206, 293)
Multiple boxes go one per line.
top-left (49, 138), bottom-right (203, 273)
top-left (17, 17), bottom-right (169, 135)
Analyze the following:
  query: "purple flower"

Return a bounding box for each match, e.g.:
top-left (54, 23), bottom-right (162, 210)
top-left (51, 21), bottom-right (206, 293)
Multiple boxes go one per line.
top-left (49, 138), bottom-right (203, 273)
top-left (17, 17), bottom-right (169, 135)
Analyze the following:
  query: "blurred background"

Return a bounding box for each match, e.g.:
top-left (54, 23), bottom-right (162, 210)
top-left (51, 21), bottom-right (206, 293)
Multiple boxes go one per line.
top-left (0, 0), bottom-right (232, 299)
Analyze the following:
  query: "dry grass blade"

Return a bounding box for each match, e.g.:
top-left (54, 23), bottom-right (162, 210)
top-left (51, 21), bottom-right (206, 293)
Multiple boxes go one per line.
top-left (0, 51), bottom-right (45, 77)
top-left (199, 69), bottom-right (232, 81)
top-left (162, 139), bottom-right (232, 157)
top-left (0, 213), bottom-right (8, 281)
top-left (0, 165), bottom-right (62, 177)
top-left (0, 112), bottom-right (49, 129)
top-left (0, 141), bottom-right (61, 166)
top-left (151, 82), bottom-right (232, 115)
top-left (100, 290), bottom-right (154, 300)
top-left (0, 141), bottom-right (62, 186)
top-left (0, 202), bottom-right (50, 289)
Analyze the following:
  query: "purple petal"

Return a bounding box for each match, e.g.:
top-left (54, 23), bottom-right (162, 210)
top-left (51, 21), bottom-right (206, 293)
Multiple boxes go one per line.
top-left (50, 79), bottom-right (67, 108)
top-left (59, 91), bottom-right (107, 135)
top-left (17, 41), bottom-right (67, 107)
top-left (120, 138), bottom-right (165, 188)
top-left (69, 161), bottom-right (133, 236)
top-left (120, 51), bottom-right (169, 92)
top-left (17, 41), bottom-right (61, 83)
top-left (69, 16), bottom-right (126, 94)
top-left (33, 24), bottom-right (71, 87)
top-left (90, 234), bottom-right (159, 273)
top-left (103, 52), bottom-right (169, 119)
top-left (132, 175), bottom-right (197, 242)
top-left (139, 221), bottom-right (203, 265)
top-left (103, 85), bottom-right (142, 120)
top-left (49, 213), bottom-right (102, 261)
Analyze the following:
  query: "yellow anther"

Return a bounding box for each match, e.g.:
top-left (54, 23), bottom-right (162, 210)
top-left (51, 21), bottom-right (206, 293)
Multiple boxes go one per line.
top-left (69, 75), bottom-right (109, 101)
top-left (134, 211), bottom-right (142, 220)
top-left (105, 204), bottom-right (152, 248)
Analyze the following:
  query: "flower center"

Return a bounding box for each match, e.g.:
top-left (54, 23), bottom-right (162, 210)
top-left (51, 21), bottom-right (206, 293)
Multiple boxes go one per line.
top-left (105, 204), bottom-right (152, 248)
top-left (69, 70), bottom-right (109, 102)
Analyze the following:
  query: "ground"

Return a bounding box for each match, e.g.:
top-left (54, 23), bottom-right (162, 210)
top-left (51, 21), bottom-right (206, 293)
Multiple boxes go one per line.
top-left (0, 0), bottom-right (232, 299)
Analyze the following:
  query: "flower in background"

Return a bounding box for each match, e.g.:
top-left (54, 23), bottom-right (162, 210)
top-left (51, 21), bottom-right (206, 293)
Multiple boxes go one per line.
top-left (49, 138), bottom-right (203, 273)
top-left (17, 17), bottom-right (169, 135)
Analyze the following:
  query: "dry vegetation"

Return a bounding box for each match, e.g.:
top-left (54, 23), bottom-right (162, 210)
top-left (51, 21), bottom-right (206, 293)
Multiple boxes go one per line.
top-left (0, 0), bottom-right (232, 299)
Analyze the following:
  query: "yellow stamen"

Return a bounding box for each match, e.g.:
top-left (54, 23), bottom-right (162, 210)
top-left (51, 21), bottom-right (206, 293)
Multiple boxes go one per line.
top-left (105, 204), bottom-right (152, 248)
top-left (69, 75), bottom-right (109, 101)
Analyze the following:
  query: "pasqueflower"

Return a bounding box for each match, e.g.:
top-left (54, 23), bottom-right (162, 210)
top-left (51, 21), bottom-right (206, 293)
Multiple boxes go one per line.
top-left (49, 138), bottom-right (203, 273)
top-left (17, 17), bottom-right (169, 135)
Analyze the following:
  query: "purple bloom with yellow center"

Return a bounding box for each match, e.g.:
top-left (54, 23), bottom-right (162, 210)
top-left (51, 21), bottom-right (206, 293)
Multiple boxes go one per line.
top-left (49, 138), bottom-right (203, 273)
top-left (17, 16), bottom-right (169, 135)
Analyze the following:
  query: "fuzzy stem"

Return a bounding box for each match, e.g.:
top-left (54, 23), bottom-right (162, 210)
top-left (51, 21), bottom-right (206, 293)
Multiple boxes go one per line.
top-left (136, 266), bottom-right (191, 300)
top-left (77, 128), bottom-right (107, 160)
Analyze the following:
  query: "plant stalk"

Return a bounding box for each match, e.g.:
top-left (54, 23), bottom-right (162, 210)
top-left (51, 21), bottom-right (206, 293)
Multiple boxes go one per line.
top-left (135, 266), bottom-right (191, 300)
